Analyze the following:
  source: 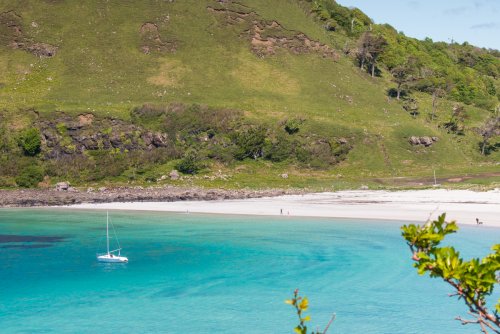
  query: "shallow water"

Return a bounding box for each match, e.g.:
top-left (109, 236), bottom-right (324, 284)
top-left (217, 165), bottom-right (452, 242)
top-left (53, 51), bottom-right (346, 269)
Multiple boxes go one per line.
top-left (0, 209), bottom-right (498, 333)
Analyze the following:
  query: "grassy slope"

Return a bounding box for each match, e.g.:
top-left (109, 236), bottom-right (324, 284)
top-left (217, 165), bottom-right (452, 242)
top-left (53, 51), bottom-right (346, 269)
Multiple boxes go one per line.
top-left (0, 0), bottom-right (497, 189)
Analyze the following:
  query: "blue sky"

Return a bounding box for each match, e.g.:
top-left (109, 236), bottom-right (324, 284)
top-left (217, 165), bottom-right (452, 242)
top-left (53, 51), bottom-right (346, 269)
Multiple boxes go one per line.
top-left (335, 0), bottom-right (500, 50)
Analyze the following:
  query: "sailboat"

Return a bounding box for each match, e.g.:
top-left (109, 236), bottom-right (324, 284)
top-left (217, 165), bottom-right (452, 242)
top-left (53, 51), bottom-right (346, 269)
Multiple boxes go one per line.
top-left (97, 211), bottom-right (128, 263)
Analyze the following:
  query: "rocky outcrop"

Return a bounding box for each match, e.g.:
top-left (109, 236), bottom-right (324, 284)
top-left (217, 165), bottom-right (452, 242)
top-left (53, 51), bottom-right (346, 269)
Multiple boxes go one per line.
top-left (408, 136), bottom-right (439, 147)
top-left (0, 186), bottom-right (302, 207)
top-left (207, 4), bottom-right (339, 61)
top-left (0, 11), bottom-right (58, 57)
top-left (55, 181), bottom-right (70, 191)
top-left (139, 22), bottom-right (176, 54)
top-left (37, 112), bottom-right (171, 157)
top-left (25, 42), bottom-right (58, 57)
top-left (248, 21), bottom-right (339, 60)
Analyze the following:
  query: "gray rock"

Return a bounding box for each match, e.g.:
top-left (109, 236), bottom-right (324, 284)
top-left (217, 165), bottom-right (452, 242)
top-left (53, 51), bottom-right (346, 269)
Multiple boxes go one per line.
top-left (152, 132), bottom-right (168, 147)
top-left (408, 136), bottom-right (420, 145)
top-left (169, 170), bottom-right (180, 180)
top-left (26, 42), bottom-right (58, 57)
top-left (408, 136), bottom-right (439, 147)
top-left (55, 181), bottom-right (70, 191)
top-left (420, 136), bottom-right (433, 147)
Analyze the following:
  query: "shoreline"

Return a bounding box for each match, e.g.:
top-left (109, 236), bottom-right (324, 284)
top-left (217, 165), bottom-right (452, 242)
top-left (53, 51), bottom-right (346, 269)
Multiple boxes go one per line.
top-left (0, 186), bottom-right (300, 207)
top-left (68, 189), bottom-right (500, 227)
top-left (1, 186), bottom-right (499, 226)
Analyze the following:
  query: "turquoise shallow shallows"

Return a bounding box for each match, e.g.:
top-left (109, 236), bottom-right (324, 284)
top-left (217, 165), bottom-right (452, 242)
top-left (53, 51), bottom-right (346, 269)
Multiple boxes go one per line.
top-left (1, 209), bottom-right (499, 333)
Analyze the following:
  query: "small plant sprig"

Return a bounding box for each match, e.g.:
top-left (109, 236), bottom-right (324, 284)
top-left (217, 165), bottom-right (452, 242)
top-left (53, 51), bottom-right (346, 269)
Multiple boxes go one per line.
top-left (402, 214), bottom-right (500, 334)
top-left (286, 289), bottom-right (335, 334)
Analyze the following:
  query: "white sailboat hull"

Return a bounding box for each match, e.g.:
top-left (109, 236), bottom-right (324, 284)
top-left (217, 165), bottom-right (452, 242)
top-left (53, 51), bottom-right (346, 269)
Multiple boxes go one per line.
top-left (98, 212), bottom-right (128, 263)
top-left (97, 254), bottom-right (128, 263)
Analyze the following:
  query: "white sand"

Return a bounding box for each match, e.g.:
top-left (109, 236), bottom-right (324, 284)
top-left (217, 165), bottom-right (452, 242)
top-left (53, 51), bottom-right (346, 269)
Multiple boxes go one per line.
top-left (70, 189), bottom-right (500, 226)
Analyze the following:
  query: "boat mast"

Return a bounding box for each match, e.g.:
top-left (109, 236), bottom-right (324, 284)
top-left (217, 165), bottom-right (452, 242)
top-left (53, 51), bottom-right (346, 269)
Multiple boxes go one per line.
top-left (106, 211), bottom-right (110, 255)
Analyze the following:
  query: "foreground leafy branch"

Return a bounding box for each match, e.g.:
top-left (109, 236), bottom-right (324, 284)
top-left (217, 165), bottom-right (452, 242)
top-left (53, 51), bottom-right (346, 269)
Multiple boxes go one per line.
top-left (286, 289), bottom-right (335, 334)
top-left (401, 214), bottom-right (500, 333)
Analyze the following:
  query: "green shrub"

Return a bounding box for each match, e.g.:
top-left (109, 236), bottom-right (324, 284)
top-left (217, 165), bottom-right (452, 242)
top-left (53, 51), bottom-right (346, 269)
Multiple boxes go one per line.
top-left (19, 128), bottom-right (41, 156)
top-left (15, 165), bottom-right (44, 188)
top-left (55, 123), bottom-right (67, 135)
top-left (143, 170), bottom-right (159, 182)
top-left (284, 118), bottom-right (304, 135)
top-left (207, 144), bottom-right (236, 164)
top-left (264, 136), bottom-right (293, 162)
top-left (176, 150), bottom-right (203, 174)
top-left (232, 127), bottom-right (266, 160)
top-left (0, 176), bottom-right (16, 188)
top-left (0, 125), bottom-right (15, 154)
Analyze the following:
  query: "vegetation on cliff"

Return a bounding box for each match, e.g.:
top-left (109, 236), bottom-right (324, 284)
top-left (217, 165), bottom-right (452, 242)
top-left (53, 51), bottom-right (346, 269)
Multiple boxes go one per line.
top-left (0, 0), bottom-right (498, 189)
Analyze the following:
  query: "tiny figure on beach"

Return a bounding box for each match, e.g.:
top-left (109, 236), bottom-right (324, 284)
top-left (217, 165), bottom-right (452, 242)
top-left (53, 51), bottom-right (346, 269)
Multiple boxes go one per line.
top-left (476, 218), bottom-right (483, 225)
top-left (280, 208), bottom-right (283, 215)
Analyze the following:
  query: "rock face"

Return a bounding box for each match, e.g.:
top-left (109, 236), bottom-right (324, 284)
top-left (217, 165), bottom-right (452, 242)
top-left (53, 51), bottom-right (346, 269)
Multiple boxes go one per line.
top-left (408, 136), bottom-right (439, 147)
top-left (0, 11), bottom-right (58, 57)
top-left (207, 5), bottom-right (339, 61)
top-left (36, 112), bottom-right (172, 158)
top-left (55, 181), bottom-right (70, 191)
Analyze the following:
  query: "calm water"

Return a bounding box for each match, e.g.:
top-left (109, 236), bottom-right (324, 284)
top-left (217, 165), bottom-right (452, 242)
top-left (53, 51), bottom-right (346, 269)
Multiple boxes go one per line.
top-left (0, 209), bottom-right (498, 333)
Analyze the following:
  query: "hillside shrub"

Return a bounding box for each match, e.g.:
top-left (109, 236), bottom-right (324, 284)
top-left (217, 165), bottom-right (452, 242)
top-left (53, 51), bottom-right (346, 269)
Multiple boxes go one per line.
top-left (264, 136), bottom-right (293, 162)
top-left (284, 118), bottom-right (303, 135)
top-left (0, 176), bottom-right (16, 188)
top-left (232, 127), bottom-right (266, 160)
top-left (176, 150), bottom-right (203, 174)
top-left (0, 125), bottom-right (15, 154)
top-left (19, 128), bottom-right (41, 156)
top-left (15, 165), bottom-right (44, 188)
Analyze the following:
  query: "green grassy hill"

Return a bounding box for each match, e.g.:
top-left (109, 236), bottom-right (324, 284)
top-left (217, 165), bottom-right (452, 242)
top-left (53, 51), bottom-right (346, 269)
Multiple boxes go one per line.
top-left (0, 0), bottom-right (498, 190)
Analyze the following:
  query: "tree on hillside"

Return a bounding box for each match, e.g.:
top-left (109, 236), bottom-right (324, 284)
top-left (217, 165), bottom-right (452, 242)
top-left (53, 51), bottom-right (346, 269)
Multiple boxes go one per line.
top-left (478, 116), bottom-right (500, 155)
top-left (416, 69), bottom-right (451, 120)
top-left (443, 104), bottom-right (468, 135)
top-left (390, 56), bottom-right (420, 100)
top-left (401, 214), bottom-right (500, 333)
top-left (356, 32), bottom-right (387, 77)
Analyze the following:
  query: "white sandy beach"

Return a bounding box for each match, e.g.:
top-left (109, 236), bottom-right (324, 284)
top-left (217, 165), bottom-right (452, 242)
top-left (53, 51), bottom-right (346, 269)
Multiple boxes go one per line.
top-left (70, 189), bottom-right (500, 226)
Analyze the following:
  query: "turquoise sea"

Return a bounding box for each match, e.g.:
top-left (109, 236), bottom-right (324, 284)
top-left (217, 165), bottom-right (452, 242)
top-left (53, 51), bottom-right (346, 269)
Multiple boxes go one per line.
top-left (1, 209), bottom-right (498, 333)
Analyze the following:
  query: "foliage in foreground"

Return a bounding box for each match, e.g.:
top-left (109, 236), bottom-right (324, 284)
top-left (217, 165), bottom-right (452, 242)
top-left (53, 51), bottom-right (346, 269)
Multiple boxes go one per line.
top-left (401, 214), bottom-right (500, 333)
top-left (286, 289), bottom-right (335, 334)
